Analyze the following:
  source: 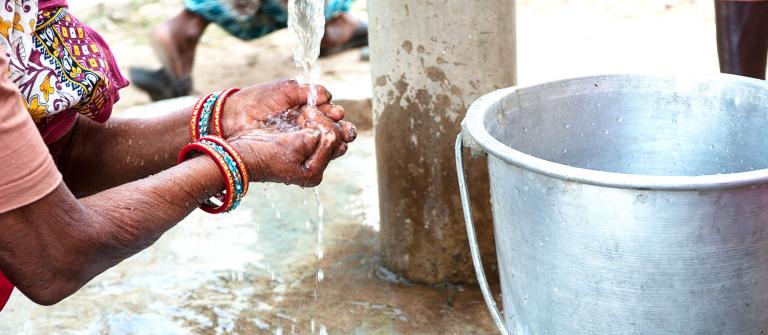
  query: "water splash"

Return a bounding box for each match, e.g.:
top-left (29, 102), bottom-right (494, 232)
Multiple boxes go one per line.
top-left (264, 184), bottom-right (281, 220)
top-left (314, 187), bottom-right (325, 265)
top-left (266, 109), bottom-right (303, 132)
top-left (288, 0), bottom-right (325, 107)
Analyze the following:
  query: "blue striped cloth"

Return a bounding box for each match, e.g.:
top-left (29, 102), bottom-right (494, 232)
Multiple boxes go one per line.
top-left (184, 0), bottom-right (354, 40)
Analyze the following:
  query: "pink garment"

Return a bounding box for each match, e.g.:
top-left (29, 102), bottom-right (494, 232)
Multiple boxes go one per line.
top-left (26, 1), bottom-right (129, 144)
top-left (0, 272), bottom-right (12, 311)
top-left (38, 0), bottom-right (68, 10)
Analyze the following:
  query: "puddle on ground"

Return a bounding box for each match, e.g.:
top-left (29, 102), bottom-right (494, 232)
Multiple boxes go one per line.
top-left (0, 133), bottom-right (496, 334)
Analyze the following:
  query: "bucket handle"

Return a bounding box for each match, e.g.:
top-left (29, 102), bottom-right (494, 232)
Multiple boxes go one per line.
top-left (455, 133), bottom-right (511, 335)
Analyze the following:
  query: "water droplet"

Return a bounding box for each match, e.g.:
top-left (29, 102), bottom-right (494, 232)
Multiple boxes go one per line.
top-left (317, 269), bottom-right (325, 282)
top-left (564, 124), bottom-right (571, 129)
top-left (616, 117), bottom-right (623, 123)
top-left (562, 149), bottom-right (568, 154)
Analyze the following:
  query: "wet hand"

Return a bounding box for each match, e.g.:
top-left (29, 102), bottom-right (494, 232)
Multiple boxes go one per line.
top-left (228, 103), bottom-right (356, 187)
top-left (220, 79), bottom-right (345, 138)
top-left (298, 104), bottom-right (356, 160)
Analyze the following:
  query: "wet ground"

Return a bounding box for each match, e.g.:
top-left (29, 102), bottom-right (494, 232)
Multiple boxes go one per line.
top-left (0, 130), bottom-right (497, 334)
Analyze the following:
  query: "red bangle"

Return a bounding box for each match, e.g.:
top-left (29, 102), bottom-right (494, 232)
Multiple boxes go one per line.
top-left (212, 88), bottom-right (241, 138)
top-left (199, 135), bottom-right (250, 196)
top-left (190, 93), bottom-right (214, 141)
top-left (177, 142), bottom-right (236, 214)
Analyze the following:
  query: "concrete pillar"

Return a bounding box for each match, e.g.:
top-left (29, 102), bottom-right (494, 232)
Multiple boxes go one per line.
top-left (369, 0), bottom-right (517, 284)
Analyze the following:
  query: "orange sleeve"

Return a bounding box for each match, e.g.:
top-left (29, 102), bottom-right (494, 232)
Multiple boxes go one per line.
top-left (0, 52), bottom-right (62, 213)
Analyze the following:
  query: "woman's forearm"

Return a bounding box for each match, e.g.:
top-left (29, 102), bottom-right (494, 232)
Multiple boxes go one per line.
top-left (0, 156), bottom-right (224, 305)
top-left (54, 109), bottom-right (193, 197)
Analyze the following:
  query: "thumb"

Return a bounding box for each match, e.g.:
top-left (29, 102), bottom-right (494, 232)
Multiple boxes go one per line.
top-left (303, 131), bottom-right (337, 175)
top-left (289, 128), bottom-right (322, 159)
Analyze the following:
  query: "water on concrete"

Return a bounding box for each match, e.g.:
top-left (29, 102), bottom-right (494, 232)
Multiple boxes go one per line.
top-left (0, 132), bottom-right (497, 334)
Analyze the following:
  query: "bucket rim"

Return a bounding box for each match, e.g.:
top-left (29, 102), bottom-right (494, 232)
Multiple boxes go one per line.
top-left (462, 73), bottom-right (768, 191)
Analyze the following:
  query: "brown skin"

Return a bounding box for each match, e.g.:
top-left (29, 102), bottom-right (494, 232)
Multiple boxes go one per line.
top-left (0, 80), bottom-right (355, 305)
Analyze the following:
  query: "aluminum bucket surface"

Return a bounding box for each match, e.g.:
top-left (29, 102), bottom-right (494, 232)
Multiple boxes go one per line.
top-left (457, 74), bottom-right (768, 334)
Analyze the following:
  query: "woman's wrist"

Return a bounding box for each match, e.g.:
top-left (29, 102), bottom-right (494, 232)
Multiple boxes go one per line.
top-left (190, 88), bottom-right (241, 141)
top-left (178, 136), bottom-right (249, 213)
top-left (228, 139), bottom-right (263, 184)
top-left (177, 155), bottom-right (227, 205)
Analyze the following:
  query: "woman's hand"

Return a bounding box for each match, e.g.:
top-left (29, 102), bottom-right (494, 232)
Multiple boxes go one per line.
top-left (220, 79), bottom-right (345, 139)
top-left (229, 103), bottom-right (356, 187)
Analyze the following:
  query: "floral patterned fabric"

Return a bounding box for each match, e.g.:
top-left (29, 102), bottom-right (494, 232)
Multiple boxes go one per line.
top-left (0, 0), bottom-right (128, 144)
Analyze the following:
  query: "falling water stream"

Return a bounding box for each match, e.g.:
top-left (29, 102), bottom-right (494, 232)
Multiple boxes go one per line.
top-left (287, 1), bottom-right (327, 333)
top-left (288, 0), bottom-right (325, 108)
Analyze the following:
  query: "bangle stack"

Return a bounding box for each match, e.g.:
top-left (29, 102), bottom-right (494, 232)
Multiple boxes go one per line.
top-left (182, 88), bottom-right (247, 214)
top-left (177, 135), bottom-right (249, 214)
top-left (190, 88), bottom-right (241, 141)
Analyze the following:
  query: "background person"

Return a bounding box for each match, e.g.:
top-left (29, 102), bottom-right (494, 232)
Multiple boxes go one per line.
top-left (130, 0), bottom-right (368, 100)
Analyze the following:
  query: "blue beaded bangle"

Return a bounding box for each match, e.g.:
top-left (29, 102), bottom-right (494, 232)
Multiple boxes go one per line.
top-left (200, 139), bottom-right (246, 210)
top-left (197, 92), bottom-right (221, 138)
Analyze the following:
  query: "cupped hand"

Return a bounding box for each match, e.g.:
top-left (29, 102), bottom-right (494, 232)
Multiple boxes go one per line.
top-left (228, 103), bottom-right (356, 187)
top-left (220, 79), bottom-right (345, 138)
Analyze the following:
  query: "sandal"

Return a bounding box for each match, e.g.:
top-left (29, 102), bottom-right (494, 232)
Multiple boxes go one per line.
top-left (129, 67), bottom-right (193, 101)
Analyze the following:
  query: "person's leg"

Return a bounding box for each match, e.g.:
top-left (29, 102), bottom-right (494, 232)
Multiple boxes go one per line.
top-left (130, 8), bottom-right (208, 101)
top-left (321, 13), bottom-right (366, 50)
top-left (150, 9), bottom-right (210, 80)
top-left (715, 0), bottom-right (768, 79)
top-left (319, 0), bottom-right (367, 56)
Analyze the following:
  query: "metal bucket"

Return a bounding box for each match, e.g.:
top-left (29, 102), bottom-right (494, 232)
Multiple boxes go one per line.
top-left (456, 74), bottom-right (768, 334)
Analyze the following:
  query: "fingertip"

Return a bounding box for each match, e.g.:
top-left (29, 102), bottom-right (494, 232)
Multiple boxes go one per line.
top-left (329, 104), bottom-right (345, 121)
top-left (335, 143), bottom-right (349, 158)
top-left (339, 121), bottom-right (357, 142)
top-left (314, 86), bottom-right (331, 106)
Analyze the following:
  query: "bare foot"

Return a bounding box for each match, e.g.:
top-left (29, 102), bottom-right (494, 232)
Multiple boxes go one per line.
top-left (320, 13), bottom-right (367, 51)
